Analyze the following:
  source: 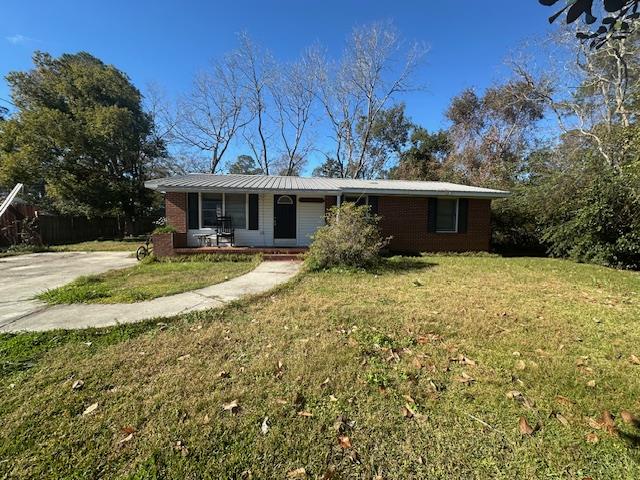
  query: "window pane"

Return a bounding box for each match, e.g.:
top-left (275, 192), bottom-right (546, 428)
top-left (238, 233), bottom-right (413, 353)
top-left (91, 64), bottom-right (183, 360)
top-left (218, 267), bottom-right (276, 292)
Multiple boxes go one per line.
top-left (225, 193), bottom-right (246, 229)
top-left (436, 199), bottom-right (457, 232)
top-left (201, 193), bottom-right (222, 228)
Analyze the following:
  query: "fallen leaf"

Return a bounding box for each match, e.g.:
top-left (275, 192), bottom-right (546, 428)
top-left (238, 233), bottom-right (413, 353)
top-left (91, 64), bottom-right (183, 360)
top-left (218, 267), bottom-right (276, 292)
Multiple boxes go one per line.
top-left (630, 355), bottom-right (640, 365)
top-left (261, 417), bottom-right (269, 435)
top-left (621, 410), bottom-right (639, 425)
top-left (518, 416), bottom-right (534, 435)
top-left (217, 370), bottom-right (230, 378)
top-left (452, 354), bottom-right (477, 366)
top-left (412, 357), bottom-right (422, 369)
top-left (287, 467), bottom-right (307, 478)
top-left (297, 411), bottom-right (313, 417)
top-left (82, 403), bottom-right (98, 416)
top-left (203, 414), bottom-right (210, 424)
top-left (457, 371), bottom-right (475, 384)
top-left (402, 394), bottom-right (416, 404)
top-left (586, 380), bottom-right (596, 388)
top-left (321, 466), bottom-right (336, 480)
top-left (554, 412), bottom-right (569, 426)
top-left (515, 360), bottom-right (526, 370)
top-left (338, 435), bottom-right (352, 449)
top-left (588, 411), bottom-right (617, 434)
top-left (177, 354), bottom-right (191, 361)
top-left (401, 404), bottom-right (417, 419)
top-left (329, 395), bottom-right (338, 402)
top-left (222, 400), bottom-right (240, 414)
top-left (174, 440), bottom-right (189, 457)
top-left (413, 279), bottom-right (423, 287)
top-left (72, 379), bottom-right (84, 390)
top-left (320, 377), bottom-right (330, 388)
top-left (121, 425), bottom-right (136, 435)
top-left (417, 333), bottom-right (441, 344)
top-left (585, 432), bottom-right (599, 443)
top-left (555, 395), bottom-right (573, 406)
top-left (512, 351), bottom-right (521, 357)
top-left (119, 433), bottom-right (134, 444)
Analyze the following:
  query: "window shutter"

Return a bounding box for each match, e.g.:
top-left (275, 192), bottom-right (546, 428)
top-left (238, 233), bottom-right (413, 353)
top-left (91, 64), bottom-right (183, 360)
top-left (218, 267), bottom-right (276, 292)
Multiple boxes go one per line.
top-left (187, 193), bottom-right (199, 230)
top-left (248, 194), bottom-right (259, 230)
top-left (427, 198), bottom-right (437, 233)
top-left (368, 195), bottom-right (379, 215)
top-left (457, 199), bottom-right (469, 233)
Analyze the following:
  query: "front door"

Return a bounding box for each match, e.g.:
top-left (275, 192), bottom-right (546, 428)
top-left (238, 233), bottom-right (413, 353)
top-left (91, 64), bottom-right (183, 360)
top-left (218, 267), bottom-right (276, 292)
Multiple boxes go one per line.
top-left (274, 194), bottom-right (296, 239)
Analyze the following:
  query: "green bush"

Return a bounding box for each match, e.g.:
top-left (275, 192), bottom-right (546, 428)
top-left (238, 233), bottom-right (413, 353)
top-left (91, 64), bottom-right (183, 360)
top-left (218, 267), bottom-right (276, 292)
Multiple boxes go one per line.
top-left (305, 203), bottom-right (390, 270)
top-left (152, 225), bottom-right (177, 234)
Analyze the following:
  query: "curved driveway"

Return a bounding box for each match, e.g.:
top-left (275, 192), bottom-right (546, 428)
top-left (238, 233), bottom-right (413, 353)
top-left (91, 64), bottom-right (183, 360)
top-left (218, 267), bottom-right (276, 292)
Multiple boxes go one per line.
top-left (0, 252), bottom-right (300, 332)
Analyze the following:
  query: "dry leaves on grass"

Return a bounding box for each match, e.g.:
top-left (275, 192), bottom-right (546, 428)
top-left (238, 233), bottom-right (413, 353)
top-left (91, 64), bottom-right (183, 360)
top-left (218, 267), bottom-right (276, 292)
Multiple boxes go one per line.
top-left (174, 440), bottom-right (189, 457)
top-left (287, 467), bottom-right (307, 478)
top-left (506, 390), bottom-right (535, 409)
top-left (222, 400), bottom-right (240, 414)
top-left (552, 411), bottom-right (570, 427)
top-left (72, 379), bottom-right (84, 390)
top-left (621, 410), bottom-right (639, 426)
top-left (515, 360), bottom-right (526, 371)
top-left (451, 354), bottom-right (477, 366)
top-left (82, 403), bottom-right (98, 416)
top-left (629, 354), bottom-right (640, 365)
top-left (261, 417), bottom-right (270, 435)
top-left (297, 411), bottom-right (313, 417)
top-left (456, 371), bottom-right (475, 384)
top-left (338, 435), bottom-right (352, 449)
top-left (586, 432), bottom-right (599, 443)
top-left (587, 411), bottom-right (617, 435)
top-left (518, 416), bottom-right (536, 436)
top-left (417, 333), bottom-right (441, 344)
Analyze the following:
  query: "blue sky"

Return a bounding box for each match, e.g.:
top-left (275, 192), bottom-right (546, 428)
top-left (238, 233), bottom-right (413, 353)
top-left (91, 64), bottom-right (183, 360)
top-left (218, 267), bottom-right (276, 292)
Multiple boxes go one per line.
top-left (1, 0), bottom-right (557, 173)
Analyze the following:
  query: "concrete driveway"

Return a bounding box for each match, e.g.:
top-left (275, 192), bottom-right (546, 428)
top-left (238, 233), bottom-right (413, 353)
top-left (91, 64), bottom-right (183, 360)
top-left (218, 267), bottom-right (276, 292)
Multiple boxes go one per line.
top-left (0, 252), bottom-right (136, 327)
top-left (0, 253), bottom-right (301, 332)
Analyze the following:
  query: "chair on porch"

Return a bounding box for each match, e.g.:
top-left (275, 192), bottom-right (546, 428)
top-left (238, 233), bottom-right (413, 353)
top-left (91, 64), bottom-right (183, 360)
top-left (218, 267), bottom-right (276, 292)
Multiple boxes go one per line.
top-left (214, 216), bottom-right (235, 246)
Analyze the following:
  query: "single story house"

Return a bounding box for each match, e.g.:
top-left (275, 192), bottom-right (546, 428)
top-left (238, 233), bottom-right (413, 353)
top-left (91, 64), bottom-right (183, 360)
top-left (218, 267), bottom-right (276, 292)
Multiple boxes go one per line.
top-left (144, 174), bottom-right (509, 254)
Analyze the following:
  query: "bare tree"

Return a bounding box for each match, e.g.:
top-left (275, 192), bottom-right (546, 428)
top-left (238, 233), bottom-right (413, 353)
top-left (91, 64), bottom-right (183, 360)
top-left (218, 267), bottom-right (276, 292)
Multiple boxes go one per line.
top-left (312, 22), bottom-right (427, 178)
top-left (173, 56), bottom-right (249, 173)
top-left (269, 55), bottom-right (316, 175)
top-left (235, 32), bottom-right (275, 174)
top-left (510, 28), bottom-right (640, 169)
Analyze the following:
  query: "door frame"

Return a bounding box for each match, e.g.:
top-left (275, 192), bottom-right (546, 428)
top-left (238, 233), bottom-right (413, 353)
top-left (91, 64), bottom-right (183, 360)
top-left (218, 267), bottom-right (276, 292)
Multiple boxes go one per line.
top-left (273, 194), bottom-right (297, 240)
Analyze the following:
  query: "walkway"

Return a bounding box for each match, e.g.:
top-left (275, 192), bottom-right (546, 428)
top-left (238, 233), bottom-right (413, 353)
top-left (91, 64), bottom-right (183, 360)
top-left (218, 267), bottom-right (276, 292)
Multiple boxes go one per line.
top-left (0, 258), bottom-right (301, 332)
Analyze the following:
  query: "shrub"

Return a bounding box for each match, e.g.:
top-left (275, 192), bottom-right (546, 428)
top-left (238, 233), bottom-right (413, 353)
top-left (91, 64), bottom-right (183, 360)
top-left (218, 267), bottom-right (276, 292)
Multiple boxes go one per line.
top-left (305, 203), bottom-right (390, 270)
top-left (152, 225), bottom-right (177, 234)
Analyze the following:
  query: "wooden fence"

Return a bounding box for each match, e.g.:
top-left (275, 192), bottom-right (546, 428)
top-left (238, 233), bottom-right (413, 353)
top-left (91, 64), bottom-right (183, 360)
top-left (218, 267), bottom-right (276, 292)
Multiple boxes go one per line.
top-left (1, 207), bottom-right (156, 246)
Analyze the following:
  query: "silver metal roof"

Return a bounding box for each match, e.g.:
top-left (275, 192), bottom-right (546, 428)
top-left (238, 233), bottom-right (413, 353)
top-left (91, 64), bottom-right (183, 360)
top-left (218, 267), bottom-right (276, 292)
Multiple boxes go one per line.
top-left (145, 174), bottom-right (510, 198)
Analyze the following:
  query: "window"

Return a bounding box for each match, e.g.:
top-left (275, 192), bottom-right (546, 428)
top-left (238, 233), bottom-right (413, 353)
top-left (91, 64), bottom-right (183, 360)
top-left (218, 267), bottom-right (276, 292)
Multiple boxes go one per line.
top-left (201, 193), bottom-right (222, 228)
top-left (277, 195), bottom-right (294, 205)
top-left (436, 199), bottom-right (458, 233)
top-left (225, 193), bottom-right (247, 229)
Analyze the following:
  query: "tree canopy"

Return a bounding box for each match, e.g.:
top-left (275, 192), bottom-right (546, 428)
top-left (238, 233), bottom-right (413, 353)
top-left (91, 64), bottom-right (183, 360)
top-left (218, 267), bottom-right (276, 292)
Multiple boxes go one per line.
top-left (0, 52), bottom-right (166, 229)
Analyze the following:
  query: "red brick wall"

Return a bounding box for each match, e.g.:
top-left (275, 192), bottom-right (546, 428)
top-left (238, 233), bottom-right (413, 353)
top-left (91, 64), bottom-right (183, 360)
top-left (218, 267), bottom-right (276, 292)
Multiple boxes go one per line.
top-left (377, 196), bottom-right (492, 253)
top-left (165, 192), bottom-right (188, 247)
top-left (152, 232), bottom-right (176, 257)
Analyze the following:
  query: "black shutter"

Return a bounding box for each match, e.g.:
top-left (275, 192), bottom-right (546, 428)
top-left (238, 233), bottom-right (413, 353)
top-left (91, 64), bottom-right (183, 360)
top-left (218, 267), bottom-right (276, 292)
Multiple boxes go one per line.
top-left (187, 193), bottom-right (199, 230)
top-left (368, 195), bottom-right (379, 215)
top-left (427, 198), bottom-right (437, 233)
top-left (248, 194), bottom-right (259, 230)
top-left (457, 199), bottom-right (469, 233)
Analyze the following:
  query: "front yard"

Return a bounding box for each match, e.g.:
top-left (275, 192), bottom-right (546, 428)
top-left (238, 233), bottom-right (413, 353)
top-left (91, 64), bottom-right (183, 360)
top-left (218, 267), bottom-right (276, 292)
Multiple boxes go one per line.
top-left (38, 254), bottom-right (260, 304)
top-left (1, 255), bottom-right (639, 478)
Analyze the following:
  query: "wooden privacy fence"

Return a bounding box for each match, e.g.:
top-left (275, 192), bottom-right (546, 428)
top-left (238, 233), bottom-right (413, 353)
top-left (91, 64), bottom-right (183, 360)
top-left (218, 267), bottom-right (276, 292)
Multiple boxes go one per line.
top-left (1, 210), bottom-right (156, 246)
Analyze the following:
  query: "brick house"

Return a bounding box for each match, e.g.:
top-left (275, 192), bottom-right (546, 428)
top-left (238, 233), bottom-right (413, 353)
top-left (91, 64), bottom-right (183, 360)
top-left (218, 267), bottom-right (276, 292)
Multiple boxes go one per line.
top-left (144, 174), bottom-right (509, 254)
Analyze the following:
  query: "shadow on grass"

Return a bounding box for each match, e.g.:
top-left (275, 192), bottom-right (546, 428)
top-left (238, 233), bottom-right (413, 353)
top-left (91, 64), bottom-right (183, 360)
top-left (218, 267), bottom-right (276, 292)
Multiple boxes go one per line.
top-left (373, 257), bottom-right (438, 274)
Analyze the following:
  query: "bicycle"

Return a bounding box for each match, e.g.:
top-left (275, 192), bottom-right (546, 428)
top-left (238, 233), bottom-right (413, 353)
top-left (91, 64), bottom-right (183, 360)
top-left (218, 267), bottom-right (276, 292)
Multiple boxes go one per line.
top-left (136, 236), bottom-right (153, 261)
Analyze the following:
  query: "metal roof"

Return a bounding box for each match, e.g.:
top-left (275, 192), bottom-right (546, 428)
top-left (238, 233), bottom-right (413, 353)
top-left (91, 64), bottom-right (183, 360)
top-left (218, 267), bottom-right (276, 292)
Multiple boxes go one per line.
top-left (144, 174), bottom-right (510, 198)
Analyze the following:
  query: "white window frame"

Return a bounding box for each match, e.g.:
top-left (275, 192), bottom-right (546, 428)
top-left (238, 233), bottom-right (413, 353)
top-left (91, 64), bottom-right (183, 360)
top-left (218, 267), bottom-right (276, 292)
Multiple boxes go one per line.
top-left (435, 198), bottom-right (459, 234)
top-left (198, 192), bottom-right (248, 230)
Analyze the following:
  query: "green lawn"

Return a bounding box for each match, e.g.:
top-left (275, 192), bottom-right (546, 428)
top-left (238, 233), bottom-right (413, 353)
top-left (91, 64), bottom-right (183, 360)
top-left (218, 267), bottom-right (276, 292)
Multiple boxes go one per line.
top-left (38, 255), bottom-right (261, 304)
top-left (51, 240), bottom-right (141, 252)
top-left (1, 255), bottom-right (640, 479)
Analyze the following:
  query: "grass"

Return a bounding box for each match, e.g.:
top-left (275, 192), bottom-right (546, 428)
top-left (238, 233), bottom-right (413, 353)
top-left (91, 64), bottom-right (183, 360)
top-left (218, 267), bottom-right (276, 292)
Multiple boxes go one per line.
top-left (1, 255), bottom-right (640, 478)
top-left (38, 254), bottom-right (261, 304)
top-left (51, 240), bottom-right (141, 252)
